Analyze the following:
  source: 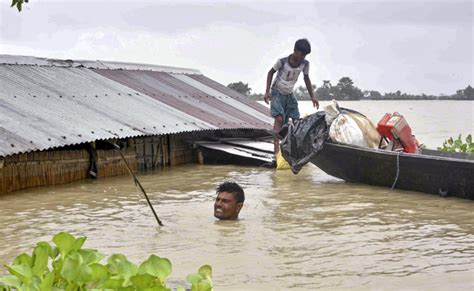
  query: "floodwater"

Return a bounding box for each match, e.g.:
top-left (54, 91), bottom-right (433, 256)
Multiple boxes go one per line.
top-left (1, 101), bottom-right (473, 290)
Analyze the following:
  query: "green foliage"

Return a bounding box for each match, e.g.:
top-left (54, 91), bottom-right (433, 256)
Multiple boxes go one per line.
top-left (248, 93), bottom-right (263, 101)
top-left (249, 74), bottom-right (472, 101)
top-left (438, 134), bottom-right (474, 154)
top-left (0, 232), bottom-right (213, 291)
top-left (293, 85), bottom-right (316, 100)
top-left (186, 265), bottom-right (213, 291)
top-left (227, 81), bottom-right (252, 96)
top-left (314, 77), bottom-right (363, 101)
top-left (10, 0), bottom-right (27, 12)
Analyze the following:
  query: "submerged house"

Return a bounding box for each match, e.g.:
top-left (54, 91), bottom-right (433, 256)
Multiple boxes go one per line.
top-left (0, 55), bottom-right (272, 195)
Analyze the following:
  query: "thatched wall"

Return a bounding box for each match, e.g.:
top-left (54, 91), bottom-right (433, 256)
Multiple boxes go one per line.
top-left (0, 149), bottom-right (90, 194)
top-left (0, 146), bottom-right (138, 195)
top-left (0, 129), bottom-right (266, 195)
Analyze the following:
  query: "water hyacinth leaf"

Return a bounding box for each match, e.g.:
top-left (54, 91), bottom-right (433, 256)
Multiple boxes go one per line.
top-left (75, 264), bottom-right (93, 286)
top-left (130, 273), bottom-right (156, 289)
top-left (101, 277), bottom-right (124, 289)
top-left (454, 139), bottom-right (462, 148)
top-left (53, 232), bottom-right (76, 259)
top-left (198, 280), bottom-right (213, 291)
top-left (51, 246), bottom-right (60, 260)
top-left (197, 265), bottom-right (212, 281)
top-left (107, 254), bottom-right (137, 286)
top-left (107, 254), bottom-right (129, 274)
top-left (138, 255), bottom-right (172, 283)
top-left (61, 252), bottom-right (93, 285)
top-left (466, 134), bottom-right (472, 144)
top-left (6, 264), bottom-right (32, 285)
top-left (36, 241), bottom-right (55, 259)
top-left (0, 275), bottom-right (22, 289)
top-left (65, 282), bottom-right (80, 291)
top-left (89, 263), bottom-right (109, 284)
top-left (186, 273), bottom-right (201, 285)
top-left (52, 259), bottom-right (63, 275)
top-left (73, 236), bottom-right (87, 251)
top-left (39, 272), bottom-right (55, 291)
top-left (79, 249), bottom-right (104, 265)
top-left (12, 253), bottom-right (33, 267)
top-left (32, 244), bottom-right (50, 277)
top-left (60, 253), bottom-right (81, 282)
top-left (117, 260), bottom-right (138, 286)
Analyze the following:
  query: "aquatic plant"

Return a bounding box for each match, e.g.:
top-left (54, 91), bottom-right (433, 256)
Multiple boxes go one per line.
top-left (0, 232), bottom-right (213, 291)
top-left (438, 134), bottom-right (474, 154)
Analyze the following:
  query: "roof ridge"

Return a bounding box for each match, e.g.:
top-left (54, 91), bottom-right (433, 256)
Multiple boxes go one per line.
top-left (0, 54), bottom-right (201, 75)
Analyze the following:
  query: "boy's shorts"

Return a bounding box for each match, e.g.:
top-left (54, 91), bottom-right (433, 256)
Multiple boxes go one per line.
top-left (270, 88), bottom-right (300, 124)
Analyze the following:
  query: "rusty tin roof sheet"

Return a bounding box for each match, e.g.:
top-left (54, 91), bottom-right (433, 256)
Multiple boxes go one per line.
top-left (0, 55), bottom-right (272, 157)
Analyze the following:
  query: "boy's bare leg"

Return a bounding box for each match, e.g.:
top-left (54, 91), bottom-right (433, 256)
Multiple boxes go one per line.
top-left (273, 115), bottom-right (283, 154)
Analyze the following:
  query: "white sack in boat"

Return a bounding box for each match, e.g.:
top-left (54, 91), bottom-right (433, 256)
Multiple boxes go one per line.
top-left (325, 101), bottom-right (382, 149)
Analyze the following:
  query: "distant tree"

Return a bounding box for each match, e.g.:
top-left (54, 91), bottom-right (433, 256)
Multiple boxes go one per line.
top-left (363, 90), bottom-right (382, 99)
top-left (332, 77), bottom-right (363, 100)
top-left (322, 80), bottom-right (332, 89)
top-left (227, 81), bottom-right (251, 96)
top-left (315, 80), bottom-right (333, 100)
top-left (249, 93), bottom-right (263, 101)
top-left (9, 0), bottom-right (27, 11)
top-left (293, 84), bottom-right (316, 100)
top-left (463, 85), bottom-right (474, 99)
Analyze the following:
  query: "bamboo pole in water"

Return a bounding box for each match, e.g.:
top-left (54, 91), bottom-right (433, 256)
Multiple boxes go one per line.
top-left (109, 142), bottom-right (163, 227)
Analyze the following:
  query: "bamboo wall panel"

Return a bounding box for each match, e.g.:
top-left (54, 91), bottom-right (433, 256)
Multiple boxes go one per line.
top-left (96, 148), bottom-right (138, 178)
top-left (1, 149), bottom-right (89, 195)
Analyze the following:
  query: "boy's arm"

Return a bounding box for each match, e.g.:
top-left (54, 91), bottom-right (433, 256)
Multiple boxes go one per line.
top-left (304, 75), bottom-right (319, 109)
top-left (263, 68), bottom-right (276, 104)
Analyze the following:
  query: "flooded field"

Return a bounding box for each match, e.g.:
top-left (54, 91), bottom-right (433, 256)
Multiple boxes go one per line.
top-left (0, 164), bottom-right (473, 290)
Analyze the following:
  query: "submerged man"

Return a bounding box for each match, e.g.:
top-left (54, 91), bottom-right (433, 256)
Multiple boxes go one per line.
top-left (214, 182), bottom-right (245, 220)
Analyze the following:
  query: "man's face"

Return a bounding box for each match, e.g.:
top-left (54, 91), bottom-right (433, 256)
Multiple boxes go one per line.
top-left (214, 191), bottom-right (243, 220)
top-left (293, 50), bottom-right (306, 63)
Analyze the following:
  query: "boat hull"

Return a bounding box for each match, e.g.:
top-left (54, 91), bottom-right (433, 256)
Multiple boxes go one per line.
top-left (311, 142), bottom-right (474, 199)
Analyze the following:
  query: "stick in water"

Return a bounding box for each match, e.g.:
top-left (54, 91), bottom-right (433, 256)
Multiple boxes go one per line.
top-left (110, 142), bottom-right (163, 226)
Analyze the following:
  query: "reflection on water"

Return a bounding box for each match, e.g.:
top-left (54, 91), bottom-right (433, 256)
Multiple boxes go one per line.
top-left (0, 164), bottom-right (473, 290)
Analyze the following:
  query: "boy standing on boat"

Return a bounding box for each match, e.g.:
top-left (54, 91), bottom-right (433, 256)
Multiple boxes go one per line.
top-left (263, 38), bottom-right (319, 155)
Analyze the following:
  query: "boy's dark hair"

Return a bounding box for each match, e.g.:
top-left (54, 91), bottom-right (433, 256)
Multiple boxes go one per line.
top-left (216, 181), bottom-right (245, 203)
top-left (294, 38), bottom-right (311, 55)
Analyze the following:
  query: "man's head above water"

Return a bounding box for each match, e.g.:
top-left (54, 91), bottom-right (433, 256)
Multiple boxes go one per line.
top-left (214, 182), bottom-right (245, 220)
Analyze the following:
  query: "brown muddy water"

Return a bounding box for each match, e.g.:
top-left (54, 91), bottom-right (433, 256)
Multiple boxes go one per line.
top-left (0, 164), bottom-right (473, 290)
top-left (1, 100), bottom-right (473, 290)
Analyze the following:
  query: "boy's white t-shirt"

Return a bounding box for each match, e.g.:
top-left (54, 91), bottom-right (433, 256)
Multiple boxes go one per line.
top-left (272, 56), bottom-right (310, 95)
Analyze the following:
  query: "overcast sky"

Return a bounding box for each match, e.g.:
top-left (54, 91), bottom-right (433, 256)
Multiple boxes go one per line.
top-left (0, 0), bottom-right (472, 95)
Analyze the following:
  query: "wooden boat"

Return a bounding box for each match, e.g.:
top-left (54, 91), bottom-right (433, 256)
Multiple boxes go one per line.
top-left (311, 142), bottom-right (474, 199)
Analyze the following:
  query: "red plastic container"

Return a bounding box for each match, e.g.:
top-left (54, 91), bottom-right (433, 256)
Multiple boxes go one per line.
top-left (377, 113), bottom-right (418, 153)
top-left (377, 113), bottom-right (395, 140)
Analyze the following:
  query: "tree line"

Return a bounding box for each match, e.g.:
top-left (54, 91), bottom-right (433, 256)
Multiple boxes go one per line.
top-left (227, 79), bottom-right (474, 101)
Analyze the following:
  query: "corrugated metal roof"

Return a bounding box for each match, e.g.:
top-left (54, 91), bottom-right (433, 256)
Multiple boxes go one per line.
top-left (93, 69), bottom-right (271, 127)
top-left (0, 55), bottom-right (272, 157)
top-left (188, 74), bottom-right (269, 116)
top-left (0, 54), bottom-right (201, 74)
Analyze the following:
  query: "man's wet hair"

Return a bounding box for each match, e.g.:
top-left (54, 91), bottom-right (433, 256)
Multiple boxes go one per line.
top-left (216, 181), bottom-right (245, 203)
top-left (294, 38), bottom-right (311, 55)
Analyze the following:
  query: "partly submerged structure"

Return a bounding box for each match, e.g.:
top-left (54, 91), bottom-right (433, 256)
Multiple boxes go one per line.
top-left (0, 55), bottom-right (272, 194)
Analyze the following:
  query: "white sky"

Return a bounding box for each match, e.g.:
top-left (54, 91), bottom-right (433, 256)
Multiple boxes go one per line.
top-left (0, 0), bottom-right (472, 95)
